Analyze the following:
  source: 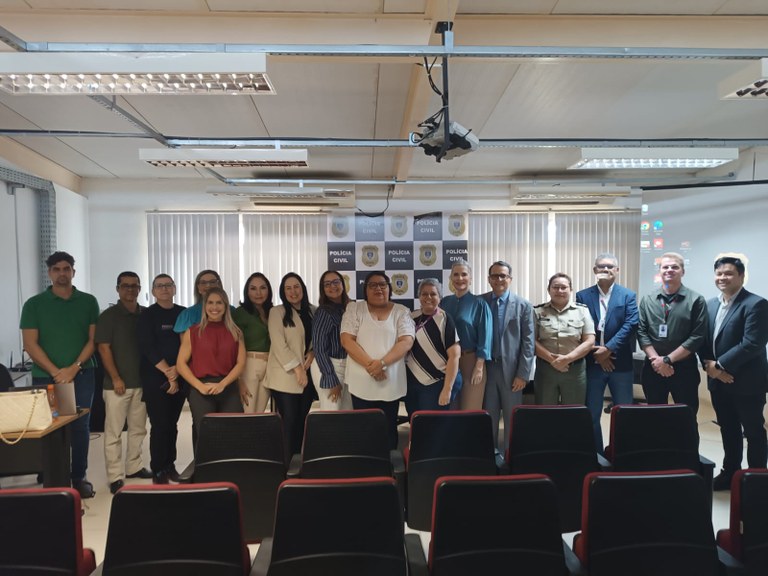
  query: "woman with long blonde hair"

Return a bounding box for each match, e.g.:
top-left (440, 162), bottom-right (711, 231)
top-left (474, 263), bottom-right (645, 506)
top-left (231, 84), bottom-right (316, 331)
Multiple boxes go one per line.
top-left (177, 287), bottom-right (246, 438)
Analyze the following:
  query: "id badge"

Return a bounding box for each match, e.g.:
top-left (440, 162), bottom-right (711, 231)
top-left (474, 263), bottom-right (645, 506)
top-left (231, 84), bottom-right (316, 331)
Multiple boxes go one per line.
top-left (658, 324), bottom-right (668, 338)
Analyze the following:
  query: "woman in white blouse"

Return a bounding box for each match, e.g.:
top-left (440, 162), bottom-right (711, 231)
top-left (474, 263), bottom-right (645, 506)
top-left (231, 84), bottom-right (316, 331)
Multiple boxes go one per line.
top-left (340, 271), bottom-right (415, 449)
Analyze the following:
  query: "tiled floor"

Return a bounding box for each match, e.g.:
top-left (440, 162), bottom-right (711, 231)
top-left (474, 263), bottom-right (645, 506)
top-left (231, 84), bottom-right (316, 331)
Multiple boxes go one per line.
top-left (0, 396), bottom-right (739, 564)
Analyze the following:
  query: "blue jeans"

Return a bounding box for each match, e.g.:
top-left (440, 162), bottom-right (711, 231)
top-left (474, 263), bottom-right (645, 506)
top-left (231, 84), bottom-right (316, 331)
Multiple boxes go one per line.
top-left (34, 368), bottom-right (95, 481)
top-left (585, 367), bottom-right (633, 454)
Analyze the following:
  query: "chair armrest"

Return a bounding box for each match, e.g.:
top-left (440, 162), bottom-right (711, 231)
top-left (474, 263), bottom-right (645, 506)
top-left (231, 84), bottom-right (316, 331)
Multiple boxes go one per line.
top-left (249, 537), bottom-right (273, 576)
top-left (404, 533), bottom-right (428, 576)
top-left (177, 460), bottom-right (195, 483)
top-left (391, 449), bottom-right (406, 513)
top-left (286, 453), bottom-right (302, 478)
top-left (717, 545), bottom-right (747, 575)
top-left (563, 539), bottom-right (587, 576)
top-left (597, 453), bottom-right (612, 470)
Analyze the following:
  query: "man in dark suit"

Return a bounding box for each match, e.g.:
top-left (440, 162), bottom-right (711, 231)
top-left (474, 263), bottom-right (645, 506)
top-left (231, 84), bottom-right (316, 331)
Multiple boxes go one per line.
top-left (482, 260), bottom-right (536, 454)
top-left (700, 256), bottom-right (768, 491)
top-left (576, 253), bottom-right (639, 453)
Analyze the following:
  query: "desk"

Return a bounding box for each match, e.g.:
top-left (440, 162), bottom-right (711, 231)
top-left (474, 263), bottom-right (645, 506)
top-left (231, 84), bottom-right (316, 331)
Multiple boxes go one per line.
top-left (0, 410), bottom-right (89, 487)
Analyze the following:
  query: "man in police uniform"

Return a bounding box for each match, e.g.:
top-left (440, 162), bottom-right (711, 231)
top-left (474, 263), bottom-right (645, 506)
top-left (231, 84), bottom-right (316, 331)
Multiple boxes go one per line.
top-left (637, 252), bottom-right (708, 415)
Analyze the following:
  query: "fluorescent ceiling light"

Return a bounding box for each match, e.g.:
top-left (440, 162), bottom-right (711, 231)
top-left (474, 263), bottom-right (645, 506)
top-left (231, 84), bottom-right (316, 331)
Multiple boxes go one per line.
top-left (720, 59), bottom-right (768, 100)
top-left (569, 148), bottom-right (739, 170)
top-left (140, 148), bottom-right (308, 168)
top-left (0, 52), bottom-right (273, 95)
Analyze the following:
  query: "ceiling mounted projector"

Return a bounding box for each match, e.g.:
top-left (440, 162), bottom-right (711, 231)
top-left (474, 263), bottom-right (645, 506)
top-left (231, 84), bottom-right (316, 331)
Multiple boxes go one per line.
top-left (413, 121), bottom-right (479, 162)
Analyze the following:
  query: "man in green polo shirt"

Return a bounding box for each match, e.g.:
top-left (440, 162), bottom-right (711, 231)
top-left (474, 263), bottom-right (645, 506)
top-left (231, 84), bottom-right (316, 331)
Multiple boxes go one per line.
top-left (20, 251), bottom-right (100, 498)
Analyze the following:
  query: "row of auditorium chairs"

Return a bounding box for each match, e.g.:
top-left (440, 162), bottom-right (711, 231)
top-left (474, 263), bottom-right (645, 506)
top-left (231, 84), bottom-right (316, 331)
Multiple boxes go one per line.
top-left (2, 470), bottom-right (766, 575)
top-left (183, 404), bottom-right (713, 536)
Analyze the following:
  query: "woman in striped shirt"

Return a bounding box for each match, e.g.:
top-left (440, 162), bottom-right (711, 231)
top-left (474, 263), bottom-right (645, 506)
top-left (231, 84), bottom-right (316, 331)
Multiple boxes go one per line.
top-left (405, 278), bottom-right (462, 415)
top-left (310, 270), bottom-right (353, 410)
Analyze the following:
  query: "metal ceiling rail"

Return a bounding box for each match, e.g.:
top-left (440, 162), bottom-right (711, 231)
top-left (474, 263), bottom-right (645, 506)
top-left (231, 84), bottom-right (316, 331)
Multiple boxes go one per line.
top-left (6, 40), bottom-right (768, 61)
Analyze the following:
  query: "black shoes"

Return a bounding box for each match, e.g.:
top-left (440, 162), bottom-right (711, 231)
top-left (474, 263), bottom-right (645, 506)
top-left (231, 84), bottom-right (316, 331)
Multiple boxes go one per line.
top-left (152, 471), bottom-right (169, 485)
top-left (126, 468), bottom-right (153, 479)
top-left (167, 467), bottom-right (181, 483)
top-left (713, 470), bottom-right (734, 491)
top-left (109, 479), bottom-right (124, 495)
top-left (72, 478), bottom-right (95, 499)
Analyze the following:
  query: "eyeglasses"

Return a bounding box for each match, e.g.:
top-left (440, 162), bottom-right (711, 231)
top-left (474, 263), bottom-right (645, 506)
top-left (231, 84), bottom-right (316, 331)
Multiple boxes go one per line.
top-left (198, 279), bottom-right (219, 286)
top-left (489, 274), bottom-right (510, 281)
top-left (154, 282), bottom-right (175, 289)
top-left (323, 279), bottom-right (342, 288)
top-left (118, 284), bottom-right (141, 290)
top-left (595, 264), bottom-right (616, 270)
top-left (367, 282), bottom-right (389, 290)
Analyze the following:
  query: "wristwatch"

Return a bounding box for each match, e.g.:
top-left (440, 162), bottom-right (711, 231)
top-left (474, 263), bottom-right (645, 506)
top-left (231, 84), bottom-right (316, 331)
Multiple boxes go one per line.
top-left (715, 361), bottom-right (724, 371)
top-left (662, 356), bottom-right (673, 366)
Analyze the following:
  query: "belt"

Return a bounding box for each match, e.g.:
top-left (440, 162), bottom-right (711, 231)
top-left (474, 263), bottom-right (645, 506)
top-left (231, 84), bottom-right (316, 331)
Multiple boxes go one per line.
top-left (461, 349), bottom-right (476, 356)
top-left (246, 351), bottom-right (269, 360)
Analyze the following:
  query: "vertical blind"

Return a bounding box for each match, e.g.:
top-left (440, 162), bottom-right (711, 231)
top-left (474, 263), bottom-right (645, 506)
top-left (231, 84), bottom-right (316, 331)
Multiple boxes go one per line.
top-left (148, 213), bottom-right (327, 307)
top-left (149, 211), bottom-right (639, 308)
top-left (470, 211), bottom-right (640, 305)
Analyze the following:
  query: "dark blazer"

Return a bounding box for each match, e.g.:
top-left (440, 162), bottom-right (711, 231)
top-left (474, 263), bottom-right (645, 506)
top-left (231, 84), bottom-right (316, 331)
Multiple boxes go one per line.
top-left (699, 289), bottom-right (768, 395)
top-left (481, 291), bottom-right (536, 385)
top-left (575, 283), bottom-right (638, 372)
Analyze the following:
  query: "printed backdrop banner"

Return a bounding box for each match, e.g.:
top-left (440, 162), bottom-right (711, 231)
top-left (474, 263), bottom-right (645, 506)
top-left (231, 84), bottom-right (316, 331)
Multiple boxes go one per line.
top-left (327, 212), bottom-right (468, 309)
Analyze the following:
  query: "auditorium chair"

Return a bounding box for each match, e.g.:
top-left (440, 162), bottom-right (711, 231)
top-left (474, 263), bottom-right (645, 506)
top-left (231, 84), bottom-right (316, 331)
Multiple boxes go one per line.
top-left (98, 482), bottom-right (251, 576)
top-left (288, 409), bottom-right (402, 479)
top-left (506, 404), bottom-right (601, 532)
top-left (404, 410), bottom-right (497, 531)
top-left (0, 487), bottom-right (96, 576)
top-left (604, 404), bottom-right (715, 509)
top-left (573, 470), bottom-right (734, 576)
top-left (251, 477), bottom-right (427, 576)
top-left (429, 474), bottom-right (583, 576)
top-left (717, 468), bottom-right (768, 575)
top-left (190, 412), bottom-right (287, 541)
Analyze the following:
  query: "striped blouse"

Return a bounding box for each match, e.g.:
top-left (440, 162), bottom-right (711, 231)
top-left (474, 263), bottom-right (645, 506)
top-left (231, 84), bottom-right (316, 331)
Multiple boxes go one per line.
top-left (406, 307), bottom-right (460, 385)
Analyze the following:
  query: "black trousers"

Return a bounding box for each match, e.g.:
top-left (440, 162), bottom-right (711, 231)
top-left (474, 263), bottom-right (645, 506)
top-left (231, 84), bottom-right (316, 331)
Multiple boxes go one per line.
top-left (143, 380), bottom-right (186, 474)
top-left (188, 381), bottom-right (244, 454)
top-left (271, 385), bottom-right (315, 458)
top-left (710, 386), bottom-right (767, 473)
top-left (641, 357), bottom-right (701, 416)
top-left (351, 395), bottom-right (400, 450)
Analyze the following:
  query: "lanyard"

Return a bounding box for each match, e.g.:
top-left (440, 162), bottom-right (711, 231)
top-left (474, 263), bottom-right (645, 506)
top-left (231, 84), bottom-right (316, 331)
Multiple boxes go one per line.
top-left (660, 294), bottom-right (677, 322)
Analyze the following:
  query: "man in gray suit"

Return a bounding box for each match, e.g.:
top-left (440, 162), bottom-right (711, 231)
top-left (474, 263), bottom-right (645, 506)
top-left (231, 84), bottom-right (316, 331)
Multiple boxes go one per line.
top-left (482, 261), bottom-right (536, 453)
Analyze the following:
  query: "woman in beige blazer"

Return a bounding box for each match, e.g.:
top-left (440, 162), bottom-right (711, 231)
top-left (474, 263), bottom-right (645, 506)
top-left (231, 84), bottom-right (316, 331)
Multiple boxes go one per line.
top-left (266, 272), bottom-right (316, 456)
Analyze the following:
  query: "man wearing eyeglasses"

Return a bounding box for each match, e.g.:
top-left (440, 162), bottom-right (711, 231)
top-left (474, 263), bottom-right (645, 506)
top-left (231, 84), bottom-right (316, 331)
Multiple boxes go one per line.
top-left (576, 253), bottom-right (639, 453)
top-left (96, 271), bottom-right (151, 494)
top-left (21, 251), bottom-right (100, 498)
top-left (699, 256), bottom-right (768, 490)
top-left (481, 261), bottom-right (535, 453)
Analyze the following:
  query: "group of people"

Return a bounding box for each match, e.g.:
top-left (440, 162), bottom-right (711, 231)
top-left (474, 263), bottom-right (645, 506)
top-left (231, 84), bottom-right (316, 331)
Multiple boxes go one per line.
top-left (17, 248), bottom-right (767, 498)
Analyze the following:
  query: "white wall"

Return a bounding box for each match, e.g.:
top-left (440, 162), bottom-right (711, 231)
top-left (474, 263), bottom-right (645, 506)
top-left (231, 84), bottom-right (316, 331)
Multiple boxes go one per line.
top-left (0, 185), bottom-right (40, 368)
top-left (55, 184), bottom-right (92, 294)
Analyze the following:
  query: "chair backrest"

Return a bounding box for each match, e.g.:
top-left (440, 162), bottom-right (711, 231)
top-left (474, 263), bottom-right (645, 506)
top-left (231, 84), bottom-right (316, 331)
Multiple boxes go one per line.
top-left (268, 477), bottom-right (406, 576)
top-left (405, 410), bottom-right (497, 531)
top-left (575, 470), bottom-right (719, 576)
top-left (729, 468), bottom-right (768, 571)
top-left (429, 474), bottom-right (567, 576)
top-left (0, 487), bottom-right (96, 576)
top-left (299, 409), bottom-right (393, 478)
top-left (606, 404), bottom-right (701, 472)
top-left (507, 404), bottom-right (600, 532)
top-left (192, 413), bottom-right (286, 541)
top-left (103, 482), bottom-right (249, 576)
top-left (0, 363), bottom-right (14, 392)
